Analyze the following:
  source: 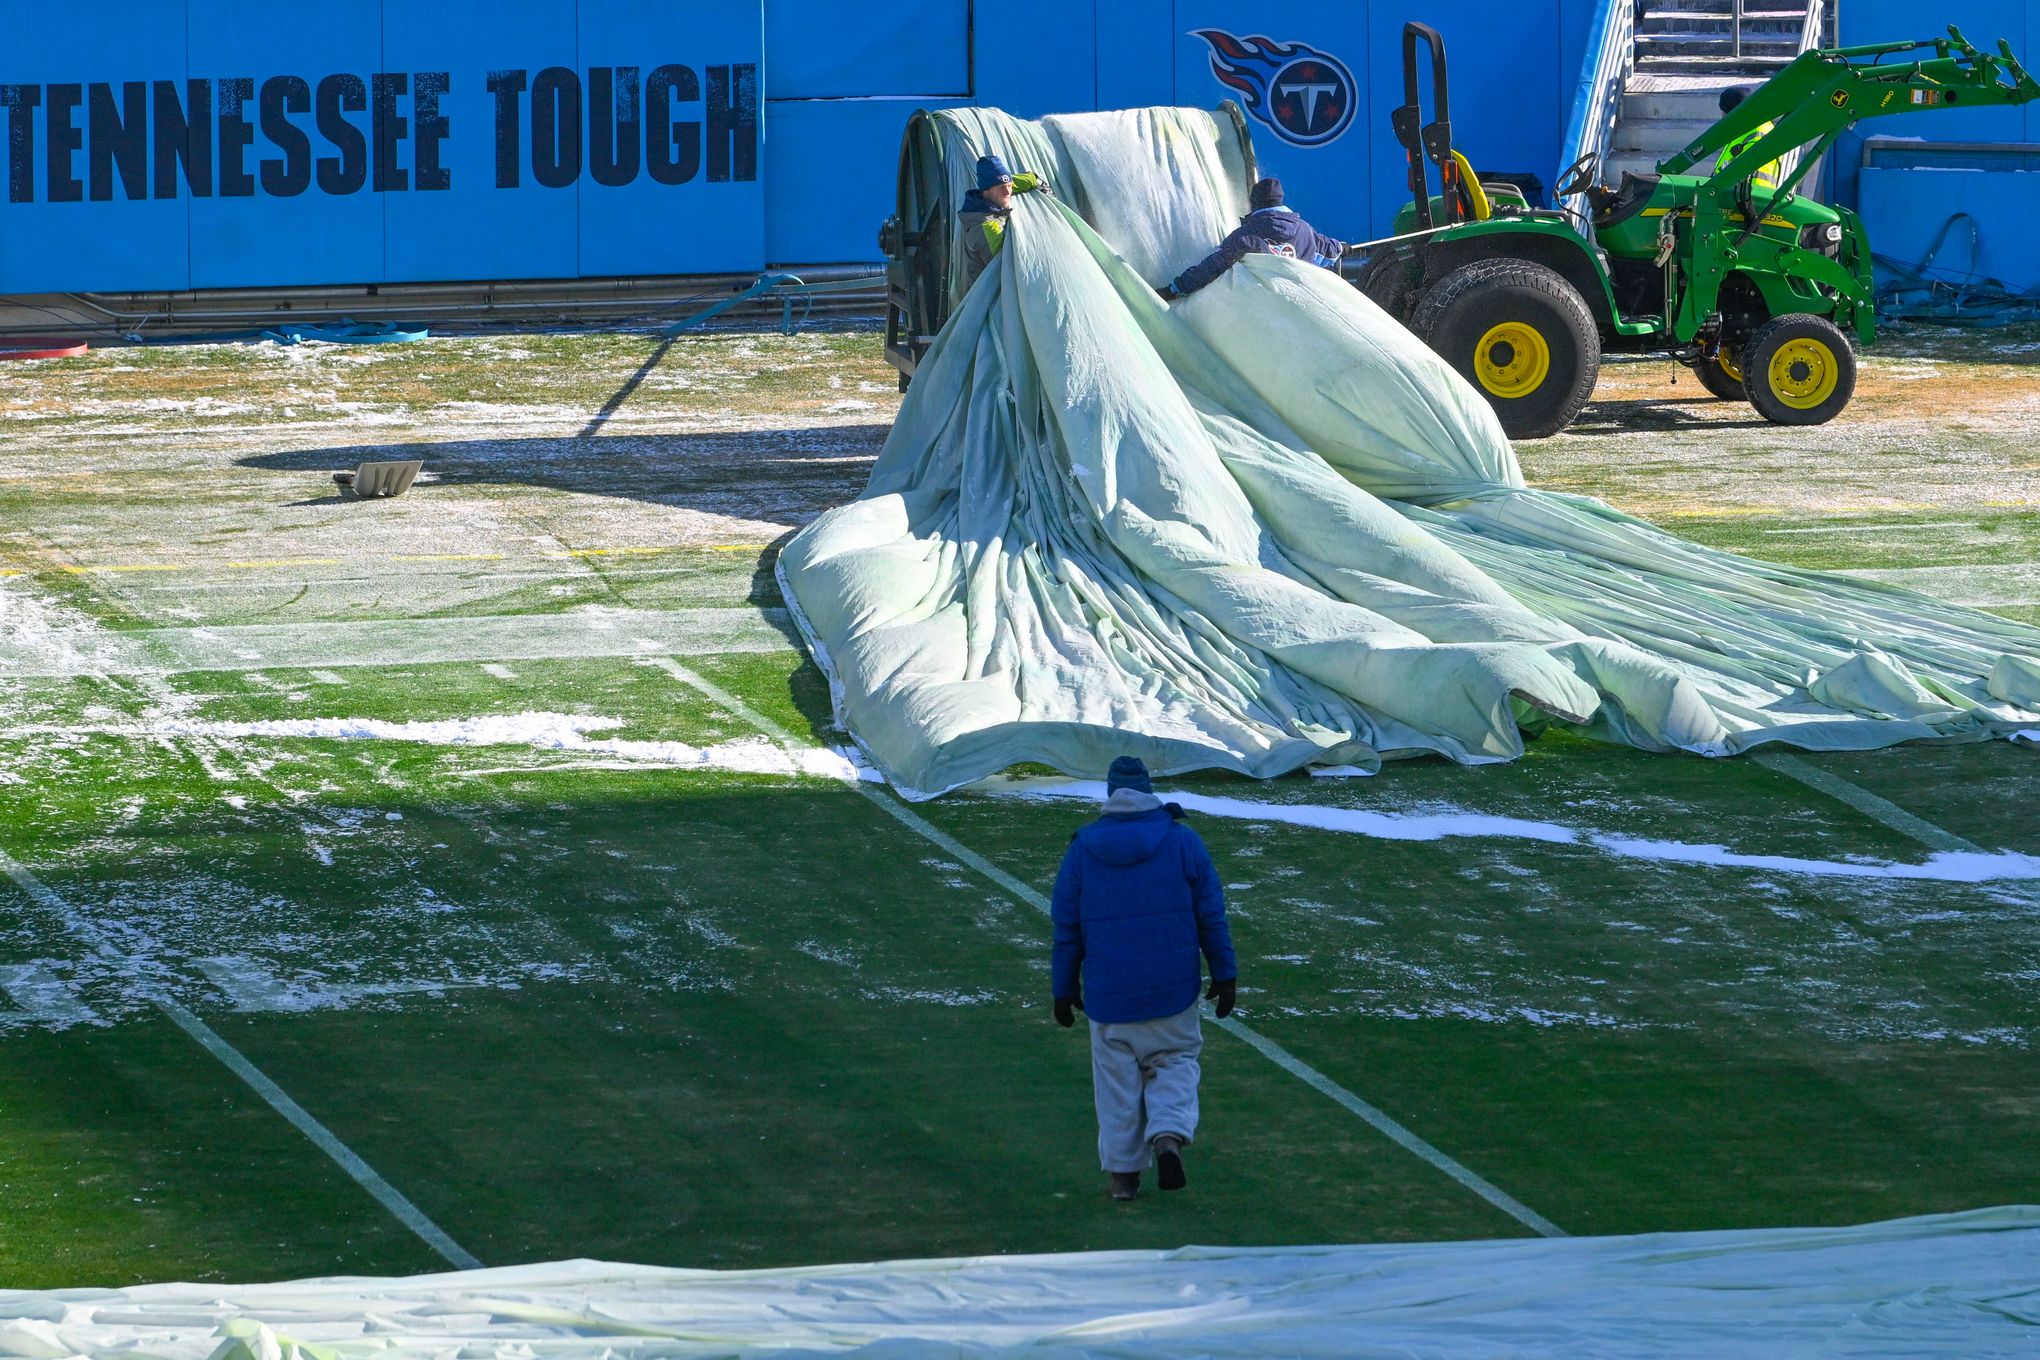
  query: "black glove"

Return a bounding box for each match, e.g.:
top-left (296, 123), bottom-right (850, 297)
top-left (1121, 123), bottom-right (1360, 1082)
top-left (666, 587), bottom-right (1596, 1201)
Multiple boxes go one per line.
top-left (1206, 976), bottom-right (1237, 1019)
top-left (1158, 284), bottom-right (1180, 303)
top-left (1053, 994), bottom-right (1082, 1028)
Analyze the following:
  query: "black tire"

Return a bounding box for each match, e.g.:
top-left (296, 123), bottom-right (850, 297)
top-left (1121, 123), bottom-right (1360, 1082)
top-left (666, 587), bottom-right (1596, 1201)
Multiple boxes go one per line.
top-left (1357, 251), bottom-right (1421, 325)
top-left (1742, 314), bottom-right (1856, 426)
top-left (1690, 351), bottom-right (1745, 400)
top-left (1411, 259), bottom-right (1600, 439)
top-left (1692, 357), bottom-right (1745, 399)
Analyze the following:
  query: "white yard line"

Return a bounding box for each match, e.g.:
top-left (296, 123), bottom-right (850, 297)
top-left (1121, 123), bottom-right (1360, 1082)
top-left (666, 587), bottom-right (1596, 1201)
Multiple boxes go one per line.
top-left (0, 846), bottom-right (481, 1270)
top-left (641, 657), bottom-right (1566, 1239)
top-left (1750, 752), bottom-right (1993, 860)
top-left (1759, 521), bottom-right (1978, 536)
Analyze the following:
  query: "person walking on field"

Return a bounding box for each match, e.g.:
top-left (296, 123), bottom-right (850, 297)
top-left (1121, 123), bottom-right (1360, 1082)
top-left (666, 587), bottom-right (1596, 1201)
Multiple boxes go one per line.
top-left (1051, 755), bottom-right (1238, 1201)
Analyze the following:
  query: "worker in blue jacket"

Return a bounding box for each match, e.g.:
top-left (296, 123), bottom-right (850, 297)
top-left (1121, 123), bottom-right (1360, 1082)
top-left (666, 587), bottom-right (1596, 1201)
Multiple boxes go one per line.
top-left (1051, 755), bottom-right (1238, 1201)
top-left (1159, 177), bottom-right (1348, 300)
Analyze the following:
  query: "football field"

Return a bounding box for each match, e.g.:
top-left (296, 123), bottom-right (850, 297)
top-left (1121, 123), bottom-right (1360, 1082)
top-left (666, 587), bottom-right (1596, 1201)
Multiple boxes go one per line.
top-left (1, 325), bottom-right (2035, 1287)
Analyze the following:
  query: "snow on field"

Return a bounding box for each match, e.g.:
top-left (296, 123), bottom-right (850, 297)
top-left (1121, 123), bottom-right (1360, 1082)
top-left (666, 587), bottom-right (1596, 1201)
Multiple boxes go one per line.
top-left (988, 778), bottom-right (2040, 884)
top-left (107, 711), bottom-right (881, 782)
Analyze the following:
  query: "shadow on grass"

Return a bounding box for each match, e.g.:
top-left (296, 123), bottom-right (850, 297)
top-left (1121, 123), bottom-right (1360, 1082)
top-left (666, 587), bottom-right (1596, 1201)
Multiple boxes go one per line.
top-left (1563, 398), bottom-right (1774, 437)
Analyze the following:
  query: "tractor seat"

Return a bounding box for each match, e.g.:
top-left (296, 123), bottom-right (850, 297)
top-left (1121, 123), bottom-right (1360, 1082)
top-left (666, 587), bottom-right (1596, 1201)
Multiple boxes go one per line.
top-left (1593, 171), bottom-right (1662, 228)
top-left (1449, 151), bottom-right (1492, 221)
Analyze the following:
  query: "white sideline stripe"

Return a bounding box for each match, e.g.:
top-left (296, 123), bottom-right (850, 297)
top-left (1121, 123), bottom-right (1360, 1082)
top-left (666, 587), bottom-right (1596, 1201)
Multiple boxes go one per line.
top-left (644, 658), bottom-right (1566, 1239)
top-left (0, 848), bottom-right (483, 1271)
top-left (1752, 752), bottom-right (1983, 855)
top-left (1212, 1017), bottom-right (1567, 1239)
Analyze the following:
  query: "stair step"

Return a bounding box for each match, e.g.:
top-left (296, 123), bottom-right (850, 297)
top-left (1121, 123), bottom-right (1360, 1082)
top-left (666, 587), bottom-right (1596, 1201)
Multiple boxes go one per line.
top-left (1640, 14), bottom-right (1808, 35)
top-left (1636, 31), bottom-right (1800, 47)
top-left (1646, 0), bottom-right (1805, 11)
top-left (1613, 116), bottom-right (1717, 152)
top-left (1637, 54), bottom-right (1798, 73)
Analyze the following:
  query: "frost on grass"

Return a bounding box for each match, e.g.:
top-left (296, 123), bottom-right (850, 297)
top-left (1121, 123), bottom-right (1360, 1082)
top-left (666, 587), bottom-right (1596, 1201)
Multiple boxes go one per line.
top-left (105, 712), bottom-right (879, 783)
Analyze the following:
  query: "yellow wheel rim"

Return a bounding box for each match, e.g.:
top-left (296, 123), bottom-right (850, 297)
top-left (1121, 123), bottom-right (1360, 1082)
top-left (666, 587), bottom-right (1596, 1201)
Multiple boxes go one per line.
top-left (1474, 322), bottom-right (1551, 399)
top-left (1717, 346), bottom-right (1743, 382)
top-left (1766, 337), bottom-right (1839, 410)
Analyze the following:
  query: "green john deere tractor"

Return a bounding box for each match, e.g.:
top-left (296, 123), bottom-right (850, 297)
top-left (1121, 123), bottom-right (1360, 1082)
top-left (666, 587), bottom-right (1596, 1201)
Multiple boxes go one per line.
top-left (1361, 23), bottom-right (2040, 438)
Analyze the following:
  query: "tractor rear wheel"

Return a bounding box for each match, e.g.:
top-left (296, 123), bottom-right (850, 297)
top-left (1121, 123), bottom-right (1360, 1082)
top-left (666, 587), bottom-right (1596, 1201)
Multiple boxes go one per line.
top-left (1691, 349), bottom-right (1746, 400)
top-left (1412, 259), bottom-right (1600, 439)
top-left (1742, 314), bottom-right (1855, 425)
top-left (1357, 250), bottom-right (1421, 325)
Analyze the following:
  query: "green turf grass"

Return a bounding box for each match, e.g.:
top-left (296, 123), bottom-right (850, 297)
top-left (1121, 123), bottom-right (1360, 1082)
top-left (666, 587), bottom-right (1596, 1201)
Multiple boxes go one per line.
top-left (0, 326), bottom-right (2035, 1288)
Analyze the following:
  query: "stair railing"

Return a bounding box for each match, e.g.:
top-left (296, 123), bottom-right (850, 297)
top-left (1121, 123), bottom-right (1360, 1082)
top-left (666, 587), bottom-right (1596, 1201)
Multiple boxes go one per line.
top-left (1557, 0), bottom-right (1636, 233)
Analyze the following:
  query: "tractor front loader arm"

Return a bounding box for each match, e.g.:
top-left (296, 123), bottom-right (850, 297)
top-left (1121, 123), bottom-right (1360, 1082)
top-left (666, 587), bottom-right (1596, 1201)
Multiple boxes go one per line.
top-left (1660, 26), bottom-right (2040, 187)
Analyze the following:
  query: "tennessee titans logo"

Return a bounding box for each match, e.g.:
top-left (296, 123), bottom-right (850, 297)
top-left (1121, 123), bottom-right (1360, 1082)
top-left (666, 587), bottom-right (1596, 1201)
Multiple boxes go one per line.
top-left (1193, 30), bottom-right (1356, 148)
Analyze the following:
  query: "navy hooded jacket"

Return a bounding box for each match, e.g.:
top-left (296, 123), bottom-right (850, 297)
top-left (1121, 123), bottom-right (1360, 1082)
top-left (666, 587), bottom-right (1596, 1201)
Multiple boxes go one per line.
top-left (1170, 206), bottom-right (1348, 297)
top-left (1051, 801), bottom-right (1237, 1024)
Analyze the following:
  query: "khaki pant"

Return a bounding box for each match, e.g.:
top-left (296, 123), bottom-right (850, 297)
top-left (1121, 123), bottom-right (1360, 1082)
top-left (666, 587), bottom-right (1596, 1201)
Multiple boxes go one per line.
top-left (1088, 1003), bottom-right (1202, 1173)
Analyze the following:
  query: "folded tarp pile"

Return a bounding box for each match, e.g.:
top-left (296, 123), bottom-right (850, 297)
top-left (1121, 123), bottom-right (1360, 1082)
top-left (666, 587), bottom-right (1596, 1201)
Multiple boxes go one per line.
top-left (4, 1208), bottom-right (2035, 1358)
top-left (779, 106), bottom-right (2040, 799)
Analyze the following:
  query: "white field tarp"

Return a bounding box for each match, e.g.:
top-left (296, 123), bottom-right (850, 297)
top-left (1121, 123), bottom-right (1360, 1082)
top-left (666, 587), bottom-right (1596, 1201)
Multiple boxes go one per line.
top-left (777, 107), bottom-right (2040, 798)
top-left (4, 1208), bottom-right (2034, 1359)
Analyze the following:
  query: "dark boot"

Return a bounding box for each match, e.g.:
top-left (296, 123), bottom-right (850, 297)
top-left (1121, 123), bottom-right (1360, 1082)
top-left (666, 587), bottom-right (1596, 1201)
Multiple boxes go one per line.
top-left (1152, 1134), bottom-right (1187, 1191)
top-left (1109, 1171), bottom-right (1141, 1201)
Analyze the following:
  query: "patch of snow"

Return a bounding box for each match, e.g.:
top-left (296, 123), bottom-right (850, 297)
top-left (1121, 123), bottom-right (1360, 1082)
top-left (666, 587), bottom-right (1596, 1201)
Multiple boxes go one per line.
top-left (114, 711), bottom-right (882, 783)
top-left (983, 778), bottom-right (2040, 884)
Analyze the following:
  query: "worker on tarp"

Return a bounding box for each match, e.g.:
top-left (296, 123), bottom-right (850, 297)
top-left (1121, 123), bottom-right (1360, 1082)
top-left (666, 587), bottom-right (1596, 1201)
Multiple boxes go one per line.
top-left (959, 154), bottom-right (1051, 292)
top-left (1715, 85), bottom-right (1782, 191)
top-left (1159, 178), bottom-right (1348, 301)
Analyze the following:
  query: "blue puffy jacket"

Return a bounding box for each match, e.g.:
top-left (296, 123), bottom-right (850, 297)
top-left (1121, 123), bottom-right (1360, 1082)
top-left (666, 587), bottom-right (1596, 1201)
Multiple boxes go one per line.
top-left (1170, 206), bottom-right (1348, 297)
top-left (1051, 802), bottom-right (1237, 1024)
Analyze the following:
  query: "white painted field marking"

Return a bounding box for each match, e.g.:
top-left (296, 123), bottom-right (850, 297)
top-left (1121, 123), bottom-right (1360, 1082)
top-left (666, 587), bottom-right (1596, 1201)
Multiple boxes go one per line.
top-left (643, 657), bottom-right (1566, 1238)
top-left (1759, 521), bottom-right (1977, 536)
top-left (482, 664), bottom-right (518, 681)
top-left (0, 848), bottom-right (482, 1270)
top-left (1751, 752), bottom-right (1984, 856)
top-left (0, 960), bottom-right (100, 1027)
top-left (310, 670), bottom-right (347, 686)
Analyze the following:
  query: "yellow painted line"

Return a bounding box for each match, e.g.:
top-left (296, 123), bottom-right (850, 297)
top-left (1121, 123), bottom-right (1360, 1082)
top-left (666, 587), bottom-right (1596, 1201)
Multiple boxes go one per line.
top-left (88, 563), bottom-right (186, 573)
top-left (227, 558), bottom-right (344, 569)
top-left (3, 563), bottom-right (186, 575)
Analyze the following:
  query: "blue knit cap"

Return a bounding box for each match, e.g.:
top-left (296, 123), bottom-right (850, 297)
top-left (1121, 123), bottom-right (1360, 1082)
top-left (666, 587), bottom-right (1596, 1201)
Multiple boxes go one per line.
top-left (1106, 755), bottom-right (1152, 795)
top-left (975, 154), bottom-right (1014, 191)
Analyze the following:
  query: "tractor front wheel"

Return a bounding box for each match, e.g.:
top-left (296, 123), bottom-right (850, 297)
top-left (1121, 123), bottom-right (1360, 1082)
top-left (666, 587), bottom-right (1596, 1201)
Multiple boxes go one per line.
top-left (1742, 315), bottom-right (1855, 425)
top-left (1412, 259), bottom-right (1600, 439)
top-left (1691, 348), bottom-right (1745, 400)
top-left (1357, 250), bottom-right (1421, 325)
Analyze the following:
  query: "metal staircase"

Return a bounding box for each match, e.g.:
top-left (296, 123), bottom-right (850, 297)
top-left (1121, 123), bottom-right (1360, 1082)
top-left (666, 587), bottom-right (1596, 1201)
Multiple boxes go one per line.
top-left (1606, 0), bottom-right (1833, 184)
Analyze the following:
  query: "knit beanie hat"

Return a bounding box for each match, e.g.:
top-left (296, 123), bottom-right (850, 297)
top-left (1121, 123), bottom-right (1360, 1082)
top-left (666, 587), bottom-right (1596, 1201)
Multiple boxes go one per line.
top-left (975, 154), bottom-right (1014, 191)
top-left (1105, 755), bottom-right (1152, 794)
